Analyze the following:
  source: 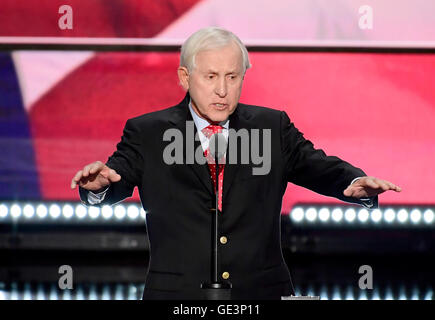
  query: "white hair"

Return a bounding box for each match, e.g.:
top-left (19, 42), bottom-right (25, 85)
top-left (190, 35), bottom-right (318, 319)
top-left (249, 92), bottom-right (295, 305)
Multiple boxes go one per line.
top-left (180, 26), bottom-right (252, 74)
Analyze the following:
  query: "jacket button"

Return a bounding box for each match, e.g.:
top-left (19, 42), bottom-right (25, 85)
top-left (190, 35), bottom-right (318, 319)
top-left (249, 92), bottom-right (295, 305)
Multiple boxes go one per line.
top-left (220, 236), bottom-right (228, 244)
top-left (222, 272), bottom-right (230, 280)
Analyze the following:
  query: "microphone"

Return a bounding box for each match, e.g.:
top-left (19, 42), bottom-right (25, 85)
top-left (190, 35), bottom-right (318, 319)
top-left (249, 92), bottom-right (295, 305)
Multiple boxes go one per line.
top-left (209, 132), bottom-right (227, 164)
top-left (200, 131), bottom-right (231, 300)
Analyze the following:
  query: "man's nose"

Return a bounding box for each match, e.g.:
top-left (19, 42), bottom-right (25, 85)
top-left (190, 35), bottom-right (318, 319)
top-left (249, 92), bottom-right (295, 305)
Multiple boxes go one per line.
top-left (214, 78), bottom-right (227, 97)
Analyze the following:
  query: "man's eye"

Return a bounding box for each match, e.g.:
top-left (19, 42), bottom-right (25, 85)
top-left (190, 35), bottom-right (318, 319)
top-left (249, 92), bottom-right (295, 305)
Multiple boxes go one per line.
top-left (207, 75), bottom-right (215, 79)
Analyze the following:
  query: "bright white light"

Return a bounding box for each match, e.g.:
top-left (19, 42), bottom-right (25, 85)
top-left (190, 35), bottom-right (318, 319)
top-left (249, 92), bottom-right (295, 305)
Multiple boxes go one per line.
top-left (358, 209), bottom-right (369, 223)
top-left (384, 208), bottom-right (395, 223)
top-left (0, 204), bottom-right (8, 218)
top-left (384, 287), bottom-right (394, 300)
top-left (290, 207), bottom-right (304, 223)
top-left (140, 208), bottom-right (146, 220)
top-left (344, 208), bottom-right (356, 223)
top-left (371, 209), bottom-right (382, 223)
top-left (411, 287), bottom-right (419, 300)
top-left (11, 204), bottom-right (21, 219)
top-left (358, 291), bottom-right (368, 300)
top-left (127, 205), bottom-right (140, 220)
top-left (372, 289), bottom-right (381, 300)
top-left (397, 209), bottom-right (408, 224)
top-left (318, 208), bottom-right (330, 222)
top-left (62, 204), bottom-right (74, 219)
top-left (88, 206), bottom-right (100, 219)
top-left (331, 208), bottom-right (343, 222)
top-left (332, 286), bottom-right (341, 300)
top-left (423, 209), bottom-right (434, 224)
top-left (49, 204), bottom-right (61, 219)
top-left (75, 205), bottom-right (87, 219)
top-left (424, 289), bottom-right (433, 300)
top-left (23, 204), bottom-right (35, 218)
top-left (36, 204), bottom-right (48, 218)
top-left (410, 209), bottom-right (422, 224)
top-left (305, 207), bottom-right (317, 222)
top-left (114, 205), bottom-right (126, 220)
top-left (101, 205), bottom-right (113, 220)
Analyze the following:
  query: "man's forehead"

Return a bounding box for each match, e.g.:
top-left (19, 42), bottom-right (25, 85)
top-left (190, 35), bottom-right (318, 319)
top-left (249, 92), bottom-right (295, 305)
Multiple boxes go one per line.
top-left (195, 49), bottom-right (243, 73)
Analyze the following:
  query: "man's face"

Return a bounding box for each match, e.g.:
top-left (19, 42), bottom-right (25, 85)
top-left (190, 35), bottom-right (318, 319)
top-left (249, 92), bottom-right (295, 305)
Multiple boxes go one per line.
top-left (178, 42), bottom-right (245, 123)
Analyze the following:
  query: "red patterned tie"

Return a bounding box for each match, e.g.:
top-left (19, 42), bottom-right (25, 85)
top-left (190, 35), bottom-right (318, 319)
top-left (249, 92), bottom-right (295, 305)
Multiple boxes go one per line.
top-left (202, 124), bottom-right (225, 212)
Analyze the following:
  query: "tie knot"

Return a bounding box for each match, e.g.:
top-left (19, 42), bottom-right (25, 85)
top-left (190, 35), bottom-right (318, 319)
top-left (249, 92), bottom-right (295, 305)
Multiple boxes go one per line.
top-left (202, 124), bottom-right (223, 138)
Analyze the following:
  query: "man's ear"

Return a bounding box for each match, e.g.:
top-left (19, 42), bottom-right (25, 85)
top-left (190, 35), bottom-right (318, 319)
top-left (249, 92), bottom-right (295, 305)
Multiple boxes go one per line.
top-left (177, 67), bottom-right (190, 91)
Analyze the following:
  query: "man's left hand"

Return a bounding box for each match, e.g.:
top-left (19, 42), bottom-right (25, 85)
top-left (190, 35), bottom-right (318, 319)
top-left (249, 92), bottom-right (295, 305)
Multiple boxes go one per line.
top-left (343, 176), bottom-right (402, 198)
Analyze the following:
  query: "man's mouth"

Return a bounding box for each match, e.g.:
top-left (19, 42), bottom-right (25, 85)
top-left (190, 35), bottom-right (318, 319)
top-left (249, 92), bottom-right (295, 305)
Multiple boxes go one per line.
top-left (212, 103), bottom-right (228, 110)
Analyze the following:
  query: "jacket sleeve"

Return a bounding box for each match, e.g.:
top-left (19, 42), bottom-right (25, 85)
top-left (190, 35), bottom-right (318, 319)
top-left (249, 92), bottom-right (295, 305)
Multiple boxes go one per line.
top-left (79, 118), bottom-right (144, 206)
top-left (280, 111), bottom-right (378, 208)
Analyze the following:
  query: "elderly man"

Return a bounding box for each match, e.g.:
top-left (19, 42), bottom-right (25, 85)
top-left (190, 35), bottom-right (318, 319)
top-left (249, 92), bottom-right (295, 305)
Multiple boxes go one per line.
top-left (71, 27), bottom-right (401, 300)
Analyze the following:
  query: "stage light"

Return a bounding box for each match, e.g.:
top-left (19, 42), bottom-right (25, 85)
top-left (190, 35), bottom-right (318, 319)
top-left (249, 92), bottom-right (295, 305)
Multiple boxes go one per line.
top-left (411, 286), bottom-right (419, 300)
top-left (384, 208), bottom-right (395, 223)
top-left (357, 208), bottom-right (369, 223)
top-left (76, 287), bottom-right (85, 300)
top-left (318, 207), bottom-right (330, 222)
top-left (423, 209), bottom-right (434, 224)
top-left (101, 285), bottom-right (111, 300)
top-left (332, 285), bottom-right (341, 300)
top-left (384, 286), bottom-right (394, 300)
top-left (358, 290), bottom-right (368, 300)
top-left (372, 289), bottom-right (381, 300)
top-left (397, 209), bottom-right (408, 224)
top-left (75, 204), bottom-right (87, 219)
top-left (305, 207), bottom-right (317, 222)
top-left (49, 285), bottom-right (58, 300)
top-left (344, 287), bottom-right (354, 300)
top-left (11, 204), bottom-right (21, 219)
top-left (36, 204), bottom-right (48, 218)
top-left (127, 205), bottom-right (140, 220)
top-left (101, 205), bottom-right (113, 220)
top-left (371, 209), bottom-right (382, 223)
top-left (424, 289), bottom-right (433, 300)
top-left (88, 206), bottom-right (100, 219)
top-left (114, 205), bottom-right (126, 220)
top-left (23, 284), bottom-right (32, 300)
top-left (0, 204), bottom-right (8, 218)
top-left (62, 289), bottom-right (72, 300)
top-left (36, 284), bottom-right (45, 300)
top-left (88, 285), bottom-right (98, 300)
top-left (49, 204), bottom-right (61, 219)
top-left (114, 284), bottom-right (123, 300)
top-left (331, 208), bottom-right (343, 222)
top-left (140, 208), bottom-right (146, 220)
top-left (62, 204), bottom-right (74, 219)
top-left (290, 207), bottom-right (304, 223)
top-left (410, 209), bottom-right (422, 224)
top-left (344, 208), bottom-right (356, 223)
top-left (23, 204), bottom-right (35, 219)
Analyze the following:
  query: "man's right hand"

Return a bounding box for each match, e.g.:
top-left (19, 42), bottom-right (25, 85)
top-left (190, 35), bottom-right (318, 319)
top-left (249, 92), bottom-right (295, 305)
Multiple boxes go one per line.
top-left (70, 161), bottom-right (121, 191)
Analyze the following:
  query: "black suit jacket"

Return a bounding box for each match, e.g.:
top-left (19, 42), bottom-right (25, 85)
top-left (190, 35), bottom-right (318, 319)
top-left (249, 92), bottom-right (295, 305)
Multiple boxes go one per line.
top-left (79, 92), bottom-right (378, 300)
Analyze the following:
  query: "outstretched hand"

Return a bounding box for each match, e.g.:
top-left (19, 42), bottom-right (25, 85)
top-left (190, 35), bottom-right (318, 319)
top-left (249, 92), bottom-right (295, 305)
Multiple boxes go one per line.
top-left (70, 161), bottom-right (121, 191)
top-left (343, 176), bottom-right (402, 198)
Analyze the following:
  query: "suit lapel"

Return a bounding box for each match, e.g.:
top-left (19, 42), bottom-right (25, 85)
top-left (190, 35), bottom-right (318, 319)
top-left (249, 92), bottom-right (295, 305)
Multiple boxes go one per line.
top-left (222, 105), bottom-right (251, 205)
top-left (168, 92), bottom-right (214, 197)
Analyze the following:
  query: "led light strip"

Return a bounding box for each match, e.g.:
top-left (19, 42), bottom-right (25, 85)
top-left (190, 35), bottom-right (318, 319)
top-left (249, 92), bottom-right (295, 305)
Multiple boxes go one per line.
top-left (289, 206), bottom-right (435, 226)
top-left (0, 202), bottom-right (146, 224)
top-left (0, 282), bottom-right (432, 300)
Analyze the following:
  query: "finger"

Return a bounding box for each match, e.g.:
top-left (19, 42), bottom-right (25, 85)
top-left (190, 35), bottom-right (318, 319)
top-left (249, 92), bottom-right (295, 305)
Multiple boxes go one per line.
top-left (71, 170), bottom-right (83, 189)
top-left (89, 161), bottom-right (104, 174)
top-left (82, 164), bottom-right (92, 177)
top-left (108, 169), bottom-right (121, 182)
top-left (365, 178), bottom-right (380, 189)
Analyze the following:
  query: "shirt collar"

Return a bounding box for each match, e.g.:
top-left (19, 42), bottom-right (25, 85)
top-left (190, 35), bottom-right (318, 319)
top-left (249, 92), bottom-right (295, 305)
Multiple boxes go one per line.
top-left (188, 99), bottom-right (229, 132)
